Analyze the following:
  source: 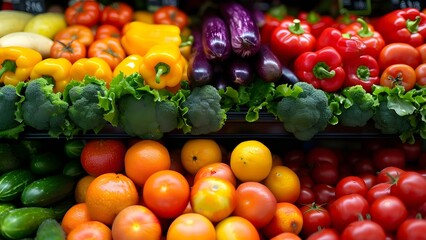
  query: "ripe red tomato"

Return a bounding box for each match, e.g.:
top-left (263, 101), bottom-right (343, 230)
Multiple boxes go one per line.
top-left (194, 162), bottom-right (237, 187)
top-left (353, 158), bottom-right (376, 175)
top-left (95, 24), bottom-right (121, 41)
top-left (366, 182), bottom-right (391, 204)
top-left (398, 141), bottom-right (422, 162)
top-left (306, 228), bottom-right (339, 240)
top-left (390, 171), bottom-right (426, 209)
top-left (300, 203), bottom-right (331, 238)
top-left (142, 170), bottom-right (190, 219)
top-left (313, 184), bottom-right (336, 205)
top-left (340, 220), bottom-right (386, 240)
top-left (335, 176), bottom-right (368, 198)
top-left (328, 194), bottom-right (370, 232)
top-left (375, 166), bottom-right (406, 184)
top-left (396, 218), bottom-right (426, 240)
top-left (306, 147), bottom-right (339, 167)
top-left (50, 39), bottom-right (87, 64)
top-left (101, 2), bottom-right (133, 29)
top-left (233, 182), bottom-right (277, 228)
top-left (311, 162), bottom-right (339, 186)
top-left (358, 173), bottom-right (377, 189)
top-left (296, 186), bottom-right (315, 205)
top-left (65, 1), bottom-right (101, 27)
top-left (370, 195), bottom-right (408, 232)
top-left (373, 148), bottom-right (406, 171)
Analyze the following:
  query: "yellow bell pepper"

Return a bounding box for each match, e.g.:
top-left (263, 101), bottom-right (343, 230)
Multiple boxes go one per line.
top-left (121, 21), bottom-right (182, 56)
top-left (70, 57), bottom-right (113, 87)
top-left (140, 44), bottom-right (186, 90)
top-left (0, 46), bottom-right (42, 85)
top-left (30, 58), bottom-right (72, 93)
top-left (113, 54), bottom-right (144, 77)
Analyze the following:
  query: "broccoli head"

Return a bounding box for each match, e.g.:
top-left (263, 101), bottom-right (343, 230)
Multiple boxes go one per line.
top-left (338, 85), bottom-right (375, 127)
top-left (0, 84), bottom-right (24, 139)
top-left (118, 93), bottom-right (178, 139)
top-left (373, 101), bottom-right (412, 135)
top-left (181, 84), bottom-right (227, 135)
top-left (65, 79), bottom-right (108, 133)
top-left (276, 82), bottom-right (332, 141)
top-left (20, 78), bottom-right (69, 137)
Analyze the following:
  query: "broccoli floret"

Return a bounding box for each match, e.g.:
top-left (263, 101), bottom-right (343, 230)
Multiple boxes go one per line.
top-left (0, 84), bottom-right (24, 139)
top-left (66, 80), bottom-right (107, 133)
top-left (20, 78), bottom-right (69, 137)
top-left (276, 82), bottom-right (332, 141)
top-left (181, 85), bottom-right (227, 135)
top-left (338, 86), bottom-right (375, 127)
top-left (373, 101), bottom-right (411, 135)
top-left (118, 94), bottom-right (178, 139)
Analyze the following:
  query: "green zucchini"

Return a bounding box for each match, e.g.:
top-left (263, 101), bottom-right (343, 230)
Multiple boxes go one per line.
top-left (21, 175), bottom-right (75, 207)
top-left (0, 207), bottom-right (56, 240)
top-left (0, 169), bottom-right (36, 202)
top-left (62, 159), bottom-right (84, 178)
top-left (30, 152), bottom-right (64, 176)
top-left (35, 218), bottom-right (65, 240)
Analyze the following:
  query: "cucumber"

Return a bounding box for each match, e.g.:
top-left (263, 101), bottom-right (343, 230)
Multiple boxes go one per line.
top-left (21, 175), bottom-right (75, 207)
top-left (35, 218), bottom-right (65, 240)
top-left (64, 139), bottom-right (85, 159)
top-left (0, 203), bottom-right (15, 223)
top-left (30, 152), bottom-right (64, 176)
top-left (0, 169), bottom-right (36, 202)
top-left (0, 207), bottom-right (56, 240)
top-left (62, 159), bottom-right (84, 178)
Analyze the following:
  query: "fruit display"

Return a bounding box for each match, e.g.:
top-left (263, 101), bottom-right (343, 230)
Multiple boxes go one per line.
top-left (1, 0), bottom-right (426, 239)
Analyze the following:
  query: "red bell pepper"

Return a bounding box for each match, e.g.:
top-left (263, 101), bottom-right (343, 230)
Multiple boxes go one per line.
top-left (341, 18), bottom-right (386, 59)
top-left (316, 27), bottom-right (367, 61)
top-left (343, 55), bottom-right (380, 93)
top-left (375, 8), bottom-right (426, 47)
top-left (333, 9), bottom-right (358, 30)
top-left (298, 11), bottom-right (335, 38)
top-left (260, 4), bottom-right (293, 46)
top-left (294, 46), bottom-right (346, 92)
top-left (270, 19), bottom-right (316, 65)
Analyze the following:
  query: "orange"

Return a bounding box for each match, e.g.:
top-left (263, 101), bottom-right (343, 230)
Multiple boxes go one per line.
top-left (85, 173), bottom-right (139, 225)
top-left (230, 140), bottom-right (272, 182)
top-left (180, 139), bottom-right (222, 175)
top-left (61, 203), bottom-right (92, 234)
top-left (166, 213), bottom-right (216, 240)
top-left (74, 175), bottom-right (96, 203)
top-left (124, 140), bottom-right (171, 186)
top-left (67, 220), bottom-right (112, 240)
top-left (80, 139), bottom-right (127, 177)
top-left (215, 216), bottom-right (260, 240)
top-left (262, 202), bottom-right (303, 239)
top-left (270, 232), bottom-right (302, 240)
top-left (263, 165), bottom-right (300, 203)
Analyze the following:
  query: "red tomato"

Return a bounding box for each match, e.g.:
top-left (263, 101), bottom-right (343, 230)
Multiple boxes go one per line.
top-left (306, 147), bottom-right (339, 167)
top-left (390, 171), bottom-right (426, 209)
top-left (50, 39), bottom-right (87, 64)
top-left (378, 43), bottom-right (422, 71)
top-left (233, 182), bottom-right (277, 228)
top-left (366, 182), bottom-right (391, 204)
top-left (190, 177), bottom-right (236, 223)
top-left (311, 162), bottom-right (339, 186)
top-left (380, 64), bottom-right (417, 91)
top-left (296, 186), bottom-right (315, 205)
top-left (370, 195), bottom-right (408, 232)
top-left (300, 203), bottom-right (331, 238)
top-left (375, 166), bottom-right (406, 184)
top-left (396, 218), bottom-right (426, 240)
top-left (299, 175), bottom-right (315, 188)
top-left (142, 170), bottom-right (190, 219)
top-left (306, 228), bottom-right (340, 240)
top-left (373, 148), bottom-right (406, 172)
top-left (354, 158), bottom-right (376, 175)
top-left (101, 2), bottom-right (133, 29)
top-left (358, 173), bottom-right (377, 190)
top-left (415, 63), bottom-right (426, 86)
top-left (95, 24), bottom-right (121, 41)
top-left (215, 216), bottom-right (261, 240)
top-left (313, 184), bottom-right (336, 205)
top-left (335, 176), bottom-right (368, 198)
top-left (328, 194), bottom-right (370, 232)
top-left (398, 141), bottom-right (422, 162)
top-left (194, 162), bottom-right (237, 187)
top-left (153, 5), bottom-right (189, 30)
top-left (340, 220), bottom-right (386, 240)
top-left (65, 1), bottom-right (101, 27)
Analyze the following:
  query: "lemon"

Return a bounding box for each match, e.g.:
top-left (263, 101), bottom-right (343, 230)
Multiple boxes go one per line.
top-left (24, 12), bottom-right (66, 39)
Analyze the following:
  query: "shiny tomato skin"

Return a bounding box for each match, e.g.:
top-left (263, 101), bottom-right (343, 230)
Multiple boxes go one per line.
top-left (370, 195), bottom-right (408, 232)
top-left (390, 171), bottom-right (426, 209)
top-left (378, 43), bottom-right (421, 70)
top-left (373, 148), bottom-right (406, 172)
top-left (306, 147), bottom-right (339, 167)
top-left (300, 203), bottom-right (331, 238)
top-left (65, 1), bottom-right (101, 27)
top-left (306, 228), bottom-right (340, 240)
top-left (398, 141), bottom-right (422, 162)
top-left (353, 158), bottom-right (376, 175)
top-left (396, 218), bottom-right (426, 240)
top-left (375, 166), bottom-right (406, 184)
top-left (358, 173), bottom-right (376, 190)
top-left (296, 186), bottom-right (315, 205)
top-left (416, 63), bottom-right (426, 86)
top-left (313, 184), bottom-right (336, 205)
top-left (335, 176), bottom-right (368, 198)
top-left (101, 2), bottom-right (133, 29)
top-left (194, 163), bottom-right (237, 187)
top-left (328, 194), bottom-right (370, 232)
top-left (366, 182), bottom-right (391, 204)
top-left (340, 220), bottom-right (386, 240)
top-left (311, 162), bottom-right (339, 186)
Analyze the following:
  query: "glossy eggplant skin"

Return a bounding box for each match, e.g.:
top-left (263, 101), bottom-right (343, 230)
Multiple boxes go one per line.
top-left (220, 2), bottom-right (261, 58)
top-left (227, 55), bottom-right (254, 86)
top-left (187, 29), bottom-right (214, 87)
top-left (202, 14), bottom-right (232, 61)
top-left (280, 65), bottom-right (300, 85)
top-left (254, 45), bottom-right (282, 82)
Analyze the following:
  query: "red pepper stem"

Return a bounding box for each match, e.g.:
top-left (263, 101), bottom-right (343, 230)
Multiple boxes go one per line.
top-left (406, 16), bottom-right (421, 34)
top-left (289, 19), bottom-right (305, 35)
top-left (313, 62), bottom-right (335, 79)
top-left (357, 65), bottom-right (370, 81)
top-left (357, 18), bottom-right (374, 38)
top-left (154, 62), bottom-right (170, 84)
top-left (0, 60), bottom-right (17, 78)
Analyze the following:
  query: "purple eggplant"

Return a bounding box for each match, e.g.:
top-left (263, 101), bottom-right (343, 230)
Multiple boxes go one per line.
top-left (226, 55), bottom-right (254, 86)
top-left (280, 65), bottom-right (300, 85)
top-left (220, 2), bottom-right (261, 58)
top-left (187, 29), bottom-right (214, 87)
top-left (202, 14), bottom-right (232, 61)
top-left (254, 45), bottom-right (282, 83)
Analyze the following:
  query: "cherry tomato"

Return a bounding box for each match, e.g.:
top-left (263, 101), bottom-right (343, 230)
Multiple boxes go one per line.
top-left (375, 166), bottom-right (406, 184)
top-left (415, 63), bottom-right (426, 86)
top-left (366, 182), bottom-right (391, 204)
top-left (153, 5), bottom-right (189, 30)
top-left (390, 171), bottom-right (426, 209)
top-left (300, 203), bottom-right (331, 238)
top-left (354, 158), bottom-right (376, 175)
top-left (101, 2), bottom-right (133, 29)
top-left (397, 218), bottom-right (426, 240)
top-left (378, 43), bottom-right (421, 71)
top-left (312, 162), bottom-right (339, 186)
top-left (340, 220), bottom-right (386, 240)
top-left (95, 24), bottom-right (121, 41)
top-left (306, 147), bottom-right (339, 167)
top-left (65, 1), bottom-right (101, 27)
top-left (335, 176), bottom-right (368, 198)
top-left (306, 228), bottom-right (340, 240)
top-left (50, 39), bottom-right (87, 64)
top-left (380, 64), bottom-right (417, 91)
top-left (358, 173), bottom-right (376, 190)
top-left (328, 194), bottom-right (370, 232)
top-left (373, 148), bottom-right (406, 172)
top-left (296, 186), bottom-right (315, 205)
top-left (370, 195), bottom-right (408, 232)
top-left (399, 141), bottom-right (422, 162)
top-left (313, 184), bottom-right (336, 205)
